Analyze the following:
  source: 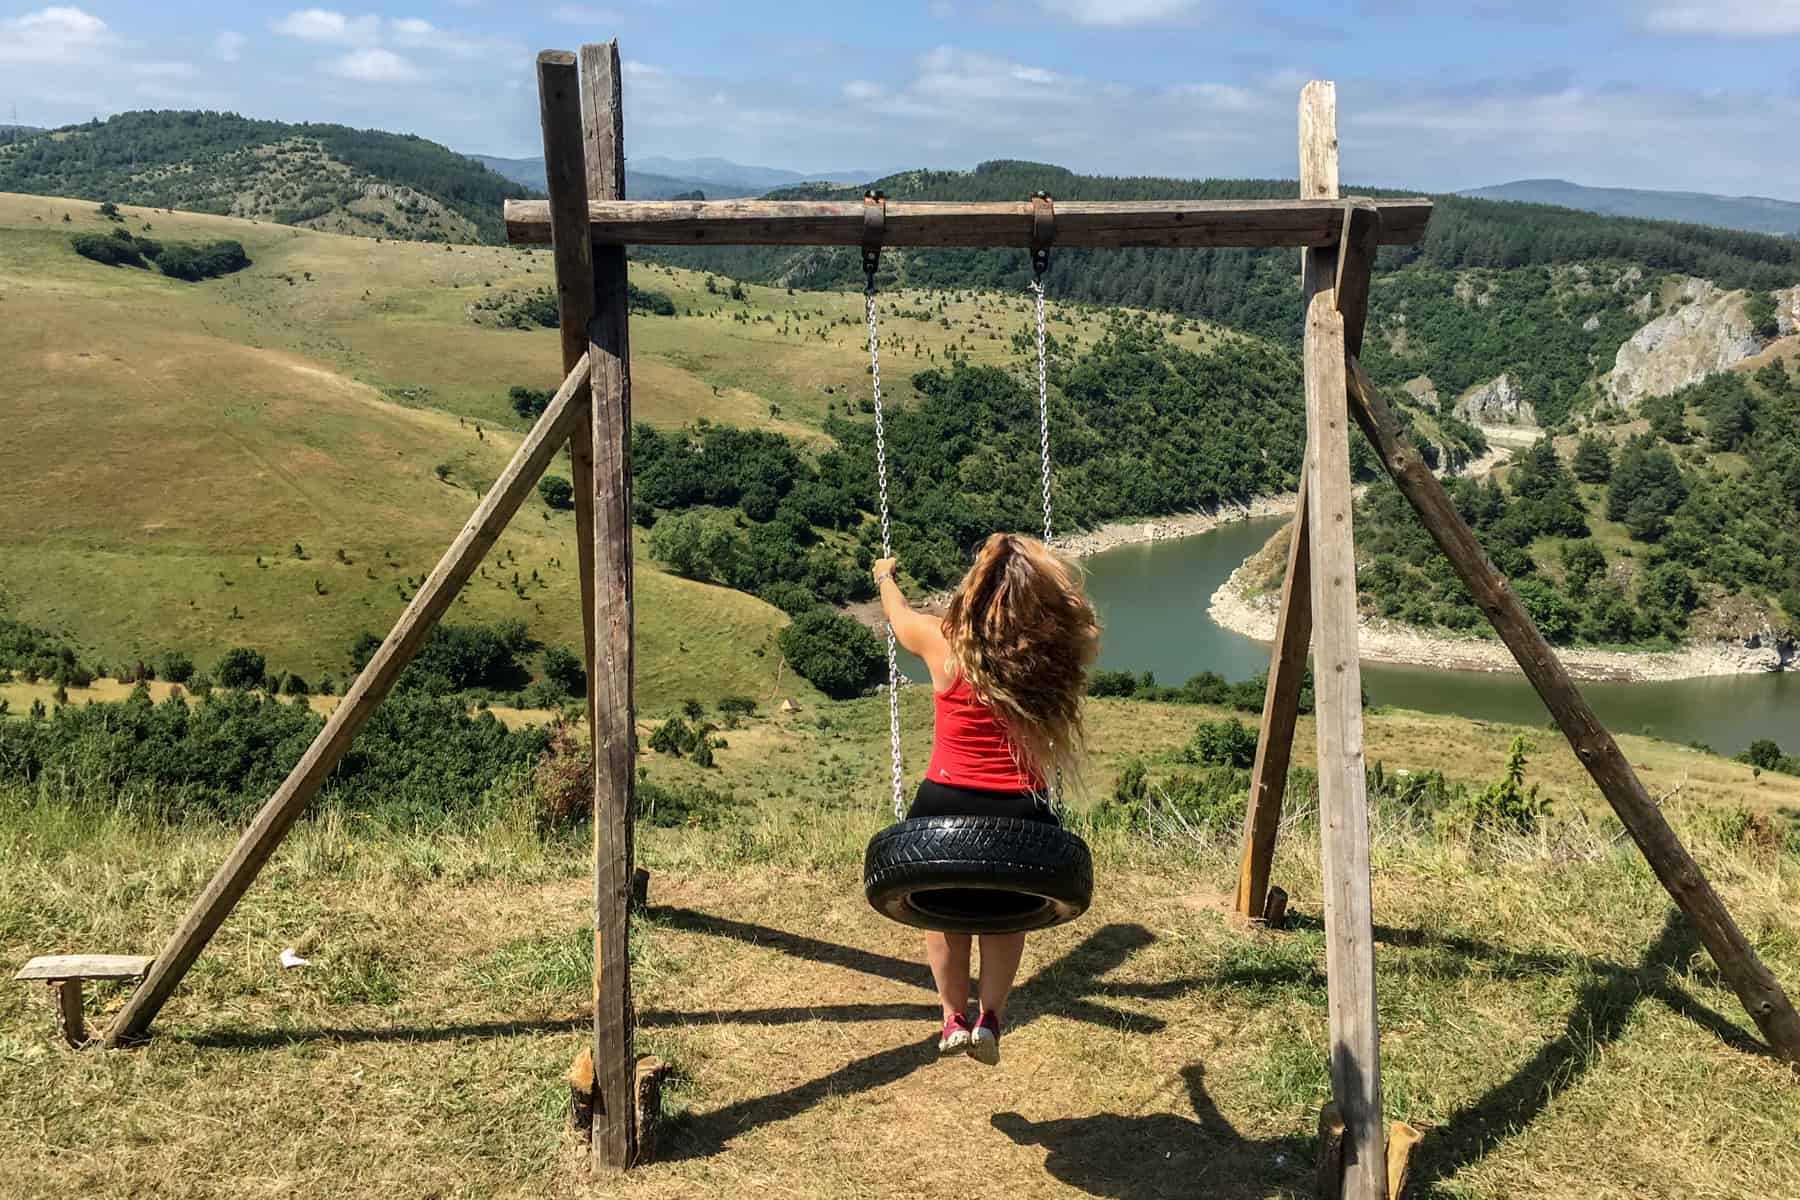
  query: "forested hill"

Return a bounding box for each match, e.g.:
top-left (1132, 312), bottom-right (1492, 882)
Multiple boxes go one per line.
top-left (1462, 179), bottom-right (1800, 239)
top-left (0, 111), bottom-right (532, 244)
top-left (638, 159), bottom-right (1800, 429)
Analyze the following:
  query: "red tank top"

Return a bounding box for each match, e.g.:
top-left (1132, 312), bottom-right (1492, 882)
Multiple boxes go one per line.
top-left (924, 675), bottom-right (1043, 793)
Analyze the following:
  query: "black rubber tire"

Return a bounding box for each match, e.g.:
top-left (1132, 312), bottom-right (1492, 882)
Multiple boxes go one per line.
top-left (863, 816), bottom-right (1093, 935)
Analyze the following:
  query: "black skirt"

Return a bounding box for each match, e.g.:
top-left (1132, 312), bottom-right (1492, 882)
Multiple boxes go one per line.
top-left (906, 778), bottom-right (1059, 826)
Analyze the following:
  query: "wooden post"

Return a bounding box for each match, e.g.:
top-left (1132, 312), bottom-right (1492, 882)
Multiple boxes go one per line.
top-left (1343, 356), bottom-right (1800, 1067)
top-left (580, 38), bottom-right (638, 1172)
top-left (102, 356), bottom-right (592, 1047)
top-left (1234, 462), bottom-right (1311, 920)
top-left (535, 51), bottom-right (601, 742)
top-left (1299, 81), bottom-right (1385, 1200)
top-left (54, 981), bottom-right (84, 1048)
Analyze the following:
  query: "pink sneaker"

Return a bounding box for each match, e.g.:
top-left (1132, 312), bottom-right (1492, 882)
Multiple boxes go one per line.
top-left (970, 1011), bottom-right (1001, 1066)
top-left (938, 1013), bottom-right (973, 1056)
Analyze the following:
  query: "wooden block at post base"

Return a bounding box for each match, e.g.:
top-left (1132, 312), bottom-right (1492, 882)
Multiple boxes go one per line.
top-left (567, 1046), bottom-right (595, 1131)
top-left (1386, 1121), bottom-right (1423, 1199)
top-left (1316, 1101), bottom-right (1347, 1200)
top-left (632, 1055), bottom-right (670, 1165)
top-left (1262, 886), bottom-right (1289, 930)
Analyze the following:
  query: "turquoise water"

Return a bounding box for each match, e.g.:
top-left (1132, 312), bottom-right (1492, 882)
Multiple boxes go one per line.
top-left (1077, 516), bottom-right (1797, 758)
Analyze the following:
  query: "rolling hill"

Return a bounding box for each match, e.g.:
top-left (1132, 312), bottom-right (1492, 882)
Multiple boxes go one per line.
top-left (0, 112), bottom-right (531, 244)
top-left (468, 152), bottom-right (875, 200)
top-left (1462, 178), bottom-right (1800, 239)
top-left (0, 188), bottom-right (1279, 707)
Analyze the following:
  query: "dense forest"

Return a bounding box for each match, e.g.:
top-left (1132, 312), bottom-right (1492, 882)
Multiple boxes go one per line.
top-left (1356, 358), bottom-right (1800, 644)
top-left (0, 110), bottom-right (532, 242)
top-left (628, 319), bottom-right (1495, 693)
top-left (640, 160), bottom-right (1800, 427)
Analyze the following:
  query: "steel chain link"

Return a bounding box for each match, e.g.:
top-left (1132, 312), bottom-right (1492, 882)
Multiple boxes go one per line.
top-left (1030, 269), bottom-right (1066, 815)
top-left (867, 275), bottom-right (906, 821)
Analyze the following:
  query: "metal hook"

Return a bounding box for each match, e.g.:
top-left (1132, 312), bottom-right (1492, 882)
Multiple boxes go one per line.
top-left (862, 189), bottom-right (886, 281)
top-left (1030, 191), bottom-right (1055, 279)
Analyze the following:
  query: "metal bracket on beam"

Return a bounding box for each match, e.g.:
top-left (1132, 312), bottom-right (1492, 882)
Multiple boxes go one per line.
top-left (1031, 191), bottom-right (1055, 278)
top-left (862, 190), bottom-right (886, 279)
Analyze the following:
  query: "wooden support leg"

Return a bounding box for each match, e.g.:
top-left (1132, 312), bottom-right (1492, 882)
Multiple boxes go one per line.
top-left (1234, 463), bottom-right (1311, 920)
top-left (1343, 355), bottom-right (1800, 1067)
top-left (103, 358), bottom-right (592, 1048)
top-left (581, 39), bottom-right (638, 1173)
top-left (1299, 81), bottom-right (1385, 1200)
top-left (54, 981), bottom-right (84, 1048)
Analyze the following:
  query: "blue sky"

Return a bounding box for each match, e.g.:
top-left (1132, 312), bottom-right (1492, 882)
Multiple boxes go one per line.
top-left (4, 1), bottom-right (1800, 196)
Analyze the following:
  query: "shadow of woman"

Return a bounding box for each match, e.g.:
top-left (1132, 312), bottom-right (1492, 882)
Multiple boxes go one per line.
top-left (992, 1063), bottom-right (1312, 1200)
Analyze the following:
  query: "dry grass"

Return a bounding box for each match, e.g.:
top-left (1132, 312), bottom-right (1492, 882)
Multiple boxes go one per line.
top-left (3, 692), bottom-right (1799, 1199)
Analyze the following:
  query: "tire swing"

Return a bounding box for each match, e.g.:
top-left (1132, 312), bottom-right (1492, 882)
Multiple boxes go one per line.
top-left (858, 192), bottom-right (1094, 936)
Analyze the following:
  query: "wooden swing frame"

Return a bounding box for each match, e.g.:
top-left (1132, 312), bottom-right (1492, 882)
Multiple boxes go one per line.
top-left (63, 37), bottom-right (1794, 1200)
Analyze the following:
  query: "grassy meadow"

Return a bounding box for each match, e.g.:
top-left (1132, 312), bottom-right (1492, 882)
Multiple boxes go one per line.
top-left (2, 695), bottom-right (1798, 1199)
top-left (0, 191), bottom-right (1224, 709)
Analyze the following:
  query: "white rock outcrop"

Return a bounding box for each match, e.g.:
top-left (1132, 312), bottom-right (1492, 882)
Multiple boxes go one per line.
top-left (1454, 373), bottom-right (1536, 426)
top-left (1777, 285), bottom-right (1800, 337)
top-left (1605, 277), bottom-right (1761, 408)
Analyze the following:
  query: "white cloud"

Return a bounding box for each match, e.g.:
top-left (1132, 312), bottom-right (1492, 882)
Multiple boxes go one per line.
top-left (213, 31), bottom-right (247, 62)
top-left (388, 16), bottom-right (491, 57)
top-left (1638, 1), bottom-right (1800, 38)
top-left (326, 47), bottom-right (420, 82)
top-left (0, 5), bottom-right (112, 64)
top-left (1035, 0), bottom-right (1207, 24)
top-left (272, 9), bottom-right (380, 44)
top-left (550, 4), bottom-right (622, 23)
top-left (131, 61), bottom-right (197, 78)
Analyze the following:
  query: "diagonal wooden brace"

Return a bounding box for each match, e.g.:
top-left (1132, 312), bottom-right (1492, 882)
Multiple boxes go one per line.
top-left (103, 355), bottom-right (593, 1048)
top-left (1232, 200), bottom-right (1380, 923)
top-left (1343, 356), bottom-right (1800, 1067)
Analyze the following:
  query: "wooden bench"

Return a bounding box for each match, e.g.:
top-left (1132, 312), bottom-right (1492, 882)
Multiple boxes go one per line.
top-left (14, 955), bottom-right (153, 1047)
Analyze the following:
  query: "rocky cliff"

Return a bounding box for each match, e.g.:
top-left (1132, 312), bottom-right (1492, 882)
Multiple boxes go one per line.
top-left (1454, 373), bottom-right (1537, 427)
top-left (1604, 277), bottom-right (1761, 408)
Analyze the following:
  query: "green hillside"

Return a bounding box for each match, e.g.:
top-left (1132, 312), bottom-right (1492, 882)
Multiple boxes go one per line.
top-left (3, 190), bottom-right (1336, 709)
top-left (641, 160), bottom-right (1800, 428)
top-left (0, 192), bottom-right (812, 709)
top-left (0, 112), bottom-right (531, 244)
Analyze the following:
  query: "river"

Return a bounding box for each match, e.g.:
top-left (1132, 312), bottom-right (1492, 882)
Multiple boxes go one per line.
top-left (1074, 515), bottom-right (1796, 757)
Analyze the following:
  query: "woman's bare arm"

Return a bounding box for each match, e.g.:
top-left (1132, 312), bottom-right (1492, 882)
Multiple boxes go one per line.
top-left (873, 557), bottom-right (949, 675)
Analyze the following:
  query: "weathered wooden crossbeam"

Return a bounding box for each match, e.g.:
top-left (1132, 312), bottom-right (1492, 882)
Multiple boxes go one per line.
top-left (503, 196), bottom-right (1432, 249)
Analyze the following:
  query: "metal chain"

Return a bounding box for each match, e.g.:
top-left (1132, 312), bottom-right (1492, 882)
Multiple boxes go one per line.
top-left (1029, 266), bottom-right (1065, 815)
top-left (1031, 274), bottom-right (1053, 545)
top-left (867, 273), bottom-right (905, 821)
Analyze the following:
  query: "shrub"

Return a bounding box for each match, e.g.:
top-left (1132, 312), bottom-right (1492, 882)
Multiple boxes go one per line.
top-left (636, 778), bottom-right (745, 827)
top-left (717, 695), bottom-right (757, 717)
top-left (70, 231), bottom-right (144, 267)
top-left (281, 673), bottom-right (310, 696)
top-left (159, 650), bottom-right (195, 684)
top-left (648, 715), bottom-right (693, 757)
top-left (215, 647), bottom-right (267, 690)
top-left (538, 475), bottom-right (574, 509)
top-left (1448, 735), bottom-right (1549, 836)
top-left (1186, 718), bottom-right (1259, 768)
top-left (541, 646), bottom-right (585, 697)
top-left (778, 609), bottom-right (884, 698)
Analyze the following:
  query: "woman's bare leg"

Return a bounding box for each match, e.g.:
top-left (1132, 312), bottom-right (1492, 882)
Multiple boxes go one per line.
top-left (926, 932), bottom-right (972, 1021)
top-left (976, 933), bottom-right (1026, 1018)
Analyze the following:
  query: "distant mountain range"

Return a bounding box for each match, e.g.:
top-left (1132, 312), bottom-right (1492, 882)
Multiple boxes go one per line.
top-left (468, 153), bottom-right (878, 200)
top-left (1462, 179), bottom-right (1800, 238)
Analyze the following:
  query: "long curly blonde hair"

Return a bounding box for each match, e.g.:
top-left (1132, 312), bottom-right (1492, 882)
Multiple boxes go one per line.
top-left (940, 533), bottom-right (1100, 785)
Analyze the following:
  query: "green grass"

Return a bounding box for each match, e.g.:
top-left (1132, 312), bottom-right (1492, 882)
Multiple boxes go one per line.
top-left (1, 695), bottom-right (1797, 1198)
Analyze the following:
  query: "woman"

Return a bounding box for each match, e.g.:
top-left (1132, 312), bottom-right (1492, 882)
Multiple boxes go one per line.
top-left (873, 532), bottom-right (1099, 1066)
